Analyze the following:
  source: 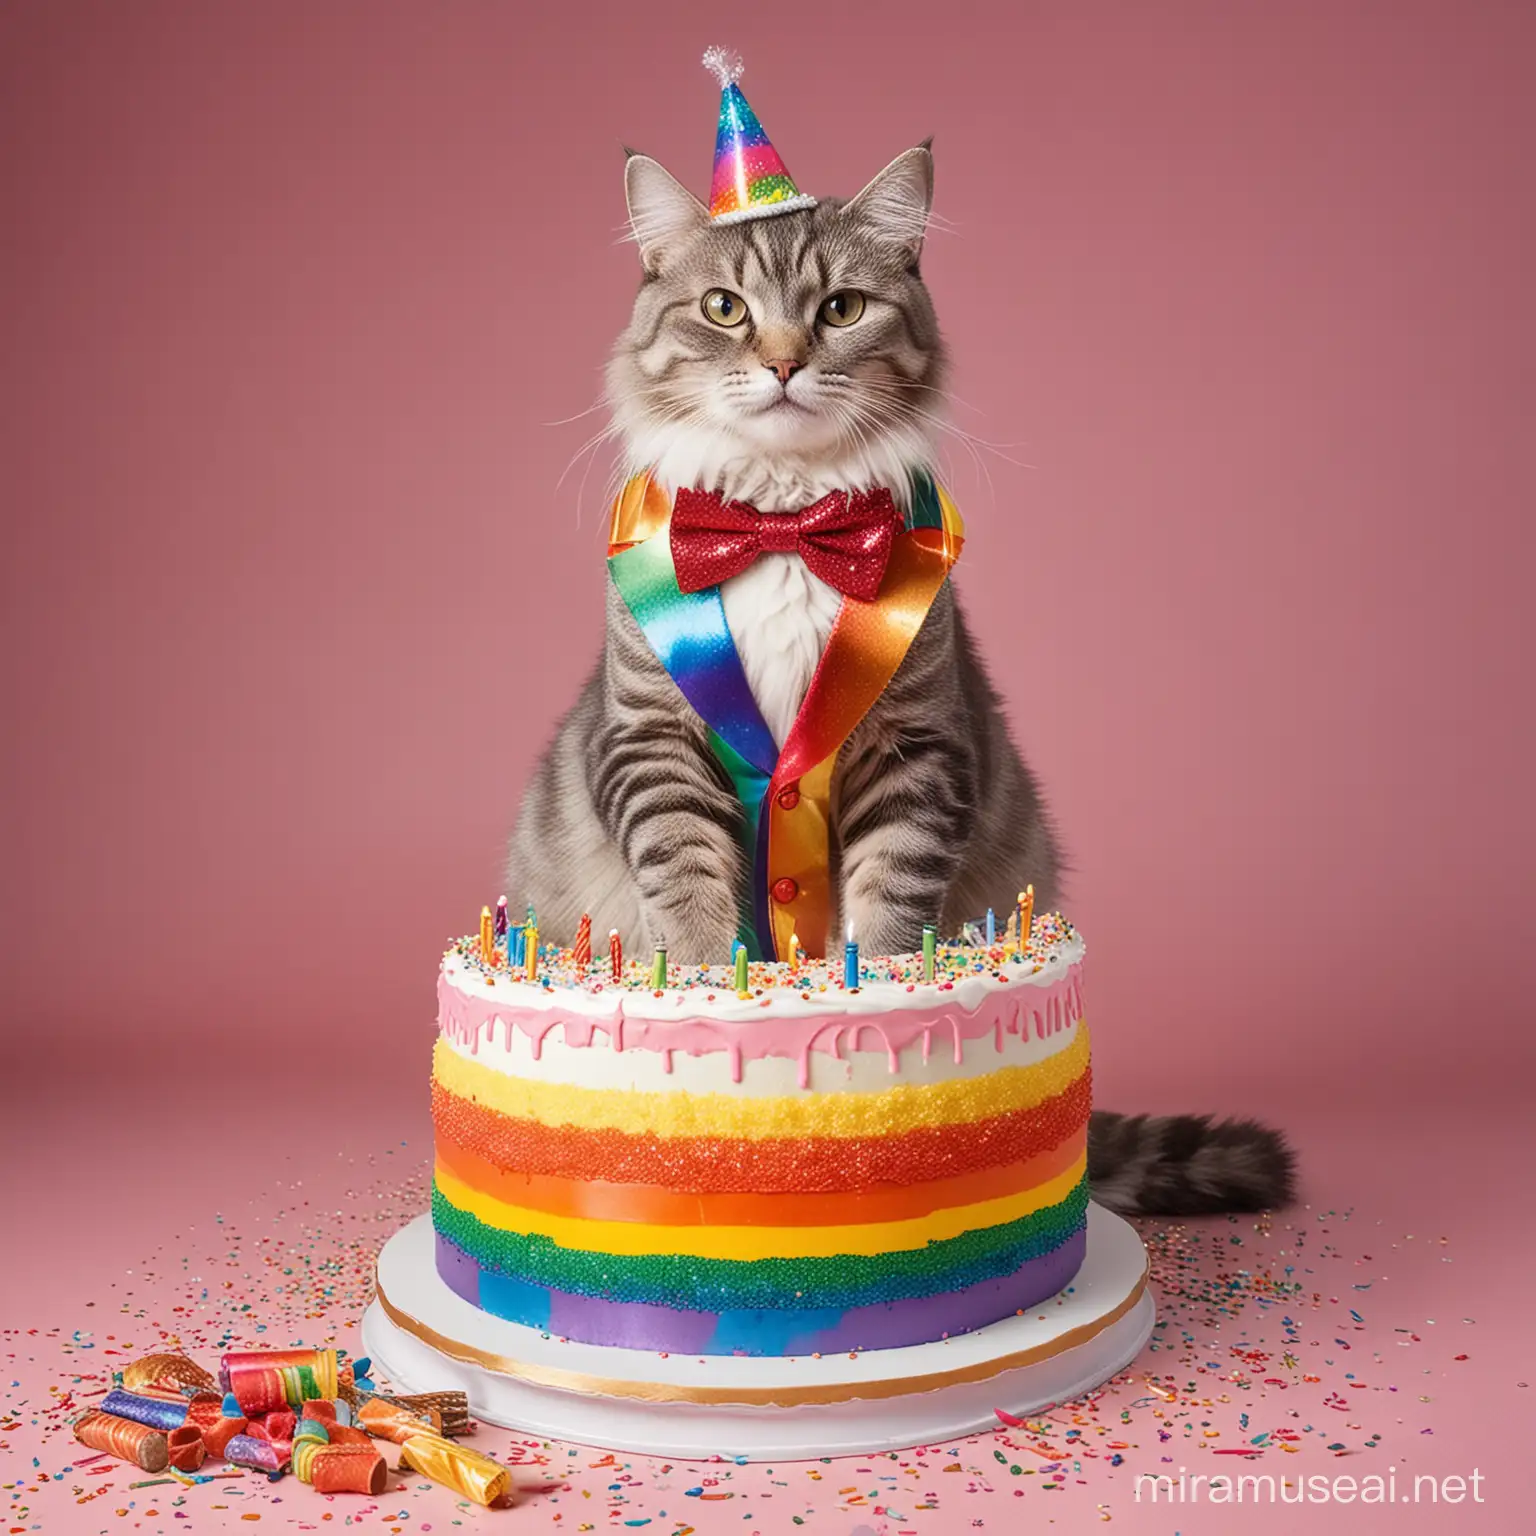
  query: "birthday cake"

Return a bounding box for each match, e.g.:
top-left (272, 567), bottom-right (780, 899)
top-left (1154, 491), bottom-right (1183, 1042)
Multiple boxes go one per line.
top-left (427, 913), bottom-right (1090, 1358)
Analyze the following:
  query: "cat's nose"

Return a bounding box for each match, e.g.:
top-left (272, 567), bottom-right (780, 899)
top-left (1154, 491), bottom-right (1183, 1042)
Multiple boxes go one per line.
top-left (763, 358), bottom-right (803, 386)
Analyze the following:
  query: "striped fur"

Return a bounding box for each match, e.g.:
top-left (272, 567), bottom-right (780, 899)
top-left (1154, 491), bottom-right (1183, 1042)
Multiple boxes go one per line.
top-left (1088, 1113), bottom-right (1296, 1215)
top-left (510, 145), bottom-right (1062, 959)
top-left (507, 144), bottom-right (1294, 1212)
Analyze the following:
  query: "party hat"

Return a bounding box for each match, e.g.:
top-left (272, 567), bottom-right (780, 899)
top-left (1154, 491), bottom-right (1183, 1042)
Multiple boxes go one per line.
top-left (703, 46), bottom-right (817, 223)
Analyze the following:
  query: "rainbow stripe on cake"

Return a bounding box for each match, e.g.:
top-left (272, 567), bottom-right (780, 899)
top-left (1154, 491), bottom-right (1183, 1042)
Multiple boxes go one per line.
top-left (428, 921), bottom-right (1091, 1357)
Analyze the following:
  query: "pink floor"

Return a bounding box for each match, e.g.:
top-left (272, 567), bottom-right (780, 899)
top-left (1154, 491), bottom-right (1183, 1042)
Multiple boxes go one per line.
top-left (3, 1066), bottom-right (1529, 1535)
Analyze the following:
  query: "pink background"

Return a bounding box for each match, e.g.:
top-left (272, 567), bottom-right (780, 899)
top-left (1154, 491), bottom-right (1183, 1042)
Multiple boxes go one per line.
top-left (1, 3), bottom-right (1532, 1529)
top-left (4, 0), bottom-right (1531, 1109)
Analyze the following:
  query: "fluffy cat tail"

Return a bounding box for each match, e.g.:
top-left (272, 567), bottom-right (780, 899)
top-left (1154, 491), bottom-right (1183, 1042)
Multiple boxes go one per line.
top-left (1087, 1111), bottom-right (1296, 1216)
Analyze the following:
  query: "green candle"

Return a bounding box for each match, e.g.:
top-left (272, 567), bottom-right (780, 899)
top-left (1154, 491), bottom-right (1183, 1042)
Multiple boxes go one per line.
top-left (922, 923), bottom-right (938, 982)
top-left (651, 942), bottom-right (667, 990)
top-left (734, 942), bottom-right (749, 995)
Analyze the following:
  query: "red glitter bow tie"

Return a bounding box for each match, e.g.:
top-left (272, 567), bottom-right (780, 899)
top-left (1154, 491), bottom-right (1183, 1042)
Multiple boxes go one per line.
top-left (669, 486), bottom-right (901, 602)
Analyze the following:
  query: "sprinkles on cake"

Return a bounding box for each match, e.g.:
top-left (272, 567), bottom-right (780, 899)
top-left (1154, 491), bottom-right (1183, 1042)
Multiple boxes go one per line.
top-left (448, 901), bottom-right (1080, 997)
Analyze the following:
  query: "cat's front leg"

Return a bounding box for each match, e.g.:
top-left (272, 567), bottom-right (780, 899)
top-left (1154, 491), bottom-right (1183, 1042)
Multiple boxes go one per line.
top-left (836, 723), bottom-right (978, 955)
top-left (587, 716), bottom-right (744, 964)
top-left (588, 584), bottom-right (746, 962)
top-left (630, 803), bottom-right (744, 963)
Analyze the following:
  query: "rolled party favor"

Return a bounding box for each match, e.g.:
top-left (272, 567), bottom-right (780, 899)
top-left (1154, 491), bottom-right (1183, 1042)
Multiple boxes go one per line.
top-left (323, 1423), bottom-right (374, 1447)
top-left (185, 1393), bottom-right (247, 1458)
top-left (98, 1389), bottom-right (188, 1432)
top-left (305, 1443), bottom-right (388, 1495)
top-left (261, 1410), bottom-right (297, 1443)
top-left (74, 1410), bottom-right (169, 1473)
top-left (165, 1425), bottom-right (206, 1472)
top-left (224, 1433), bottom-right (286, 1474)
top-left (204, 1418), bottom-right (247, 1456)
top-left (120, 1353), bottom-right (217, 1395)
top-left (291, 1418), bottom-right (329, 1482)
top-left (357, 1395), bottom-right (437, 1445)
top-left (227, 1368), bottom-right (285, 1416)
top-left (293, 1414), bottom-right (388, 1493)
top-left (361, 1388), bottom-right (468, 1437)
top-left (219, 1349), bottom-right (341, 1413)
top-left (398, 1433), bottom-right (512, 1507)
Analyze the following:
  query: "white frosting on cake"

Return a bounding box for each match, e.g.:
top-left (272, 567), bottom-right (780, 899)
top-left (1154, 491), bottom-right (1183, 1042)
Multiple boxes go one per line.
top-left (440, 1012), bottom-right (1083, 1096)
top-left (435, 934), bottom-right (1086, 1096)
top-left (440, 932), bottom-right (1084, 1022)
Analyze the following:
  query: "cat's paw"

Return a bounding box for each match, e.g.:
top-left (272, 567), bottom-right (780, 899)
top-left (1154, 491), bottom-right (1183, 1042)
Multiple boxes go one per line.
top-left (642, 896), bottom-right (741, 966)
top-left (842, 899), bottom-right (928, 959)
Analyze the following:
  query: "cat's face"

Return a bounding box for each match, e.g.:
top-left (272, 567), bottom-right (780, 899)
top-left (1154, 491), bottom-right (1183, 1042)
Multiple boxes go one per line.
top-left (609, 148), bottom-right (944, 476)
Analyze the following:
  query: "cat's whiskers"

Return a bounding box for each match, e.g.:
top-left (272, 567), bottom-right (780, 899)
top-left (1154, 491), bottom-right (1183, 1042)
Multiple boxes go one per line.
top-left (835, 371), bottom-right (986, 417)
top-left (544, 394), bottom-right (613, 430)
top-left (837, 383), bottom-right (1030, 497)
top-left (819, 391), bottom-right (973, 505)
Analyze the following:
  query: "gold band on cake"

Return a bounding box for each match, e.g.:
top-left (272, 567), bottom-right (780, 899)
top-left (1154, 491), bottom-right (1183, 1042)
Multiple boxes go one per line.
top-left (373, 1259), bottom-right (1148, 1407)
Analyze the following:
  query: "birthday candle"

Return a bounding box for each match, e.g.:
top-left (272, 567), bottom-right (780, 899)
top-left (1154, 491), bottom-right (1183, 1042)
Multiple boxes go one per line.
top-left (508, 924), bottom-right (524, 969)
top-left (985, 908), bottom-right (996, 946)
top-left (1018, 886), bottom-right (1035, 953)
top-left (922, 923), bottom-right (937, 982)
top-left (843, 923), bottom-right (860, 991)
top-left (524, 922), bottom-right (539, 982)
top-left (609, 929), bottom-right (622, 984)
top-left (788, 932), bottom-right (800, 971)
top-left (651, 941), bottom-right (668, 990)
top-left (733, 941), bottom-right (749, 996)
top-left (478, 907), bottom-right (493, 963)
top-left (493, 896), bottom-right (509, 942)
top-left (572, 913), bottom-right (592, 969)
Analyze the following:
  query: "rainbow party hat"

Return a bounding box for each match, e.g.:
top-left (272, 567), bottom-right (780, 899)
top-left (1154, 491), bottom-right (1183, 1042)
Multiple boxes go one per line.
top-left (703, 46), bottom-right (817, 223)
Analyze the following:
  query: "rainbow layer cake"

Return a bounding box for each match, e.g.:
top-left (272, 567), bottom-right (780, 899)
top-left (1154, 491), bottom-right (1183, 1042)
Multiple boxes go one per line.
top-left (429, 916), bottom-right (1090, 1358)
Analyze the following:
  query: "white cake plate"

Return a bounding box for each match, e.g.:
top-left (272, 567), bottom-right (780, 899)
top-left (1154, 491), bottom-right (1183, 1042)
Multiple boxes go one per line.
top-left (362, 1203), bottom-right (1153, 1461)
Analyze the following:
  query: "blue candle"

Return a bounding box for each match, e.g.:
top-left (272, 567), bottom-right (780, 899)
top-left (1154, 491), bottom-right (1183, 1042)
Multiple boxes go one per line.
top-left (985, 907), bottom-right (996, 946)
top-left (843, 925), bottom-right (860, 991)
top-left (509, 924), bottom-right (525, 968)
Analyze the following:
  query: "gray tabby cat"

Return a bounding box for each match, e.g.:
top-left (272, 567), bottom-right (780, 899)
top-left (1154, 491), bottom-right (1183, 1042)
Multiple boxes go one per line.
top-left (508, 144), bottom-right (1293, 1215)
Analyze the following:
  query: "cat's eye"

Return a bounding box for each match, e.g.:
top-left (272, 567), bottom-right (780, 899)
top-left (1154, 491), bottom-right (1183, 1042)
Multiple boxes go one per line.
top-left (819, 291), bottom-right (866, 327)
top-left (702, 289), bottom-right (749, 327)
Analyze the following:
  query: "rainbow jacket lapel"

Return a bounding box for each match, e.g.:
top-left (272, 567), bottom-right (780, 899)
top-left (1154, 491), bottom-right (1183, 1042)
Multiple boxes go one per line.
top-left (608, 473), bottom-right (965, 960)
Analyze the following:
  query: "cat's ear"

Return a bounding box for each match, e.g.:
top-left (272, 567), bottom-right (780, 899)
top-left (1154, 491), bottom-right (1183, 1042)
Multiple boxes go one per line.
top-left (845, 143), bottom-right (935, 263)
top-left (624, 152), bottom-right (709, 274)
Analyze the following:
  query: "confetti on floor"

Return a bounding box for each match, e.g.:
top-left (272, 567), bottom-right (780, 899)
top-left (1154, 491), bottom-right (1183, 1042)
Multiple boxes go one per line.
top-left (1, 1128), bottom-right (1519, 1533)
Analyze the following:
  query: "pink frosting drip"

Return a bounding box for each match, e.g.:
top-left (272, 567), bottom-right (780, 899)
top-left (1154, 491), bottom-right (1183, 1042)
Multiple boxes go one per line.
top-left (436, 966), bottom-right (1084, 1088)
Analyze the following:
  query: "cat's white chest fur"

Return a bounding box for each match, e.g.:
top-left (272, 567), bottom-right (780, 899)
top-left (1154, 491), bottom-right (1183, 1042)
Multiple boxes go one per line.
top-left (644, 452), bottom-right (911, 750)
top-left (720, 556), bottom-right (841, 746)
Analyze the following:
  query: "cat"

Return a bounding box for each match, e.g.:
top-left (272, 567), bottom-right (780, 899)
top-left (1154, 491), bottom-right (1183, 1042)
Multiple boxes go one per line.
top-left (507, 143), bottom-right (1294, 1215)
